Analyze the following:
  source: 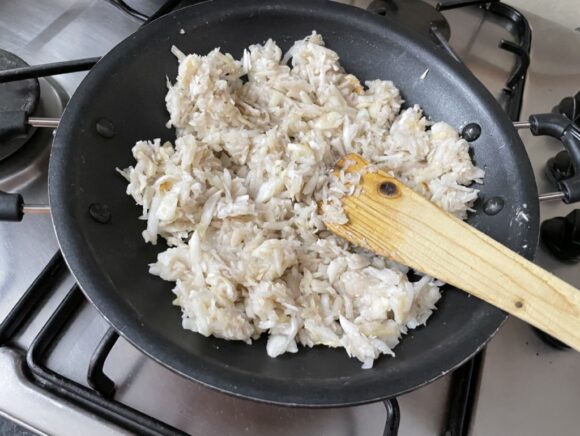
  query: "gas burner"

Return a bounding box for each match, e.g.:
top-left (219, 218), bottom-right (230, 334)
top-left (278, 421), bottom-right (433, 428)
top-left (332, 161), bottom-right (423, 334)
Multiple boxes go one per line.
top-left (0, 49), bottom-right (40, 160)
top-left (367, 0), bottom-right (451, 43)
top-left (0, 77), bottom-right (67, 191)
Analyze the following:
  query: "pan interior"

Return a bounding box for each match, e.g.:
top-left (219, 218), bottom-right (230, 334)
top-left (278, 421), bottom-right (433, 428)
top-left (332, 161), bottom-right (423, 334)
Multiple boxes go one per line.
top-left (49, 0), bottom-right (538, 405)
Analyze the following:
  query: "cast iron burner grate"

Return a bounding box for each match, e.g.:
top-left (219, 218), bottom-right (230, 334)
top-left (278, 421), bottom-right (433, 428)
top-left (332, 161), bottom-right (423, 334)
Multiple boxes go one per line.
top-left (367, 0), bottom-right (451, 42)
top-left (0, 253), bottom-right (185, 436)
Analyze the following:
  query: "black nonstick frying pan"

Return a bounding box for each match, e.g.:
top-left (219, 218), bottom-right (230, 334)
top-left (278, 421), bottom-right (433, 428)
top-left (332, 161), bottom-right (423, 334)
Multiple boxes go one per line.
top-left (6, 0), bottom-right (579, 406)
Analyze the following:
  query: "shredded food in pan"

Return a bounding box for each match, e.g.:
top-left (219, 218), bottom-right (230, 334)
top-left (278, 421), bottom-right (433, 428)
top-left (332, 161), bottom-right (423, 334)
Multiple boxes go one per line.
top-left (119, 33), bottom-right (484, 368)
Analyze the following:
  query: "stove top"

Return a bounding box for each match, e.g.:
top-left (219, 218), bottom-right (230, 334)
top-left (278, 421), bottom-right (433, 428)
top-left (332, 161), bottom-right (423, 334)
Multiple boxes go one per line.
top-left (0, 1), bottom-right (579, 435)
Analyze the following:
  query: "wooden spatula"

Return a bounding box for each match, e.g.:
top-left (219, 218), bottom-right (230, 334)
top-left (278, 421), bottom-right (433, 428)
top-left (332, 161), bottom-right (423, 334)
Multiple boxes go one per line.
top-left (323, 154), bottom-right (580, 351)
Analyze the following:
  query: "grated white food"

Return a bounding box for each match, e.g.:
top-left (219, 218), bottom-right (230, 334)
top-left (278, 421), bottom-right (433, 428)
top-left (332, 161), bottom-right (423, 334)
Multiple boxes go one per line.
top-left (120, 32), bottom-right (484, 368)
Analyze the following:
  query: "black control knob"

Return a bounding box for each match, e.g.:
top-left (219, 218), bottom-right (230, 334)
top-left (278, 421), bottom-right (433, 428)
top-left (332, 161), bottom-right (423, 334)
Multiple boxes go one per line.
top-left (546, 150), bottom-right (574, 184)
top-left (553, 91), bottom-right (580, 124)
top-left (540, 210), bottom-right (580, 262)
top-left (0, 191), bottom-right (23, 222)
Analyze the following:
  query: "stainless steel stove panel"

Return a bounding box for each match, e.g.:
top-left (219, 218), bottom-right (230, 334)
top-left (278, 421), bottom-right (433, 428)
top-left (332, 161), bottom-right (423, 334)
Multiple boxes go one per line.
top-left (0, 1), bottom-right (579, 435)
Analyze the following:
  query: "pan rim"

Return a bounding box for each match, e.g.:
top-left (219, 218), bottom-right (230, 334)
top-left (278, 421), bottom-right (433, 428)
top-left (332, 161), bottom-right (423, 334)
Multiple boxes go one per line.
top-left (49, 0), bottom-right (537, 406)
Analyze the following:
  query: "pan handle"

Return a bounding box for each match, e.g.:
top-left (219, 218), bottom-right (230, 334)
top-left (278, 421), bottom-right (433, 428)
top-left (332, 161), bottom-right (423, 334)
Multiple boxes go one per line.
top-left (527, 113), bottom-right (580, 204)
top-left (0, 191), bottom-right (50, 221)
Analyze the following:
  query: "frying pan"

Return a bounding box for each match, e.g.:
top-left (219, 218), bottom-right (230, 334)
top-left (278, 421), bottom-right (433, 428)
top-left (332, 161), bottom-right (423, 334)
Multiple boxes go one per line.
top-left (5, 0), bottom-right (547, 405)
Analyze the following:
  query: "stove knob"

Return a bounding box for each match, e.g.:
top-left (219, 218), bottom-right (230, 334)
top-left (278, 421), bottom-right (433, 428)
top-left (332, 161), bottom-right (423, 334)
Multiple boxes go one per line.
top-left (553, 91), bottom-right (580, 124)
top-left (540, 210), bottom-right (580, 262)
top-left (546, 150), bottom-right (574, 183)
top-left (537, 210), bottom-right (580, 350)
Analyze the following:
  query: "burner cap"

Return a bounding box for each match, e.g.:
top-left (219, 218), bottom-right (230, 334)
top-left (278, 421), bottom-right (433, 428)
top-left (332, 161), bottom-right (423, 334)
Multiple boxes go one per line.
top-left (0, 49), bottom-right (40, 160)
top-left (368, 0), bottom-right (451, 43)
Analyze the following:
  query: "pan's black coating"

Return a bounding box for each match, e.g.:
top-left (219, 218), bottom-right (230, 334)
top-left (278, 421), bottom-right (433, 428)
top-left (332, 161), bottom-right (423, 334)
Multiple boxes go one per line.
top-left (49, 0), bottom-right (539, 406)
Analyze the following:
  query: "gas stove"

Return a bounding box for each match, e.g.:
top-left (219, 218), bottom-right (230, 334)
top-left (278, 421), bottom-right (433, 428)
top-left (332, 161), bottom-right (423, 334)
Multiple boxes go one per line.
top-left (0, 1), bottom-right (579, 435)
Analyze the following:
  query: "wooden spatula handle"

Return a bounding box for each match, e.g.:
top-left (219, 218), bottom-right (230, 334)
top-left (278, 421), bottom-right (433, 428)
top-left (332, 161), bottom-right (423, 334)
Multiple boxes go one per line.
top-left (325, 155), bottom-right (580, 350)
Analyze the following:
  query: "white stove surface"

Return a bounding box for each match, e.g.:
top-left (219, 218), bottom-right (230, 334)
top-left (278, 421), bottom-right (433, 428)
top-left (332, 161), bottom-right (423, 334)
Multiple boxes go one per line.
top-left (0, 1), bottom-right (579, 435)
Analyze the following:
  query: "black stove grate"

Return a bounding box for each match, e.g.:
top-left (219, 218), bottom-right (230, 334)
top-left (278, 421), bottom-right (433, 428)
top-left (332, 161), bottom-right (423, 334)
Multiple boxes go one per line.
top-left (489, 2), bottom-right (532, 121)
top-left (0, 253), bottom-right (186, 435)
